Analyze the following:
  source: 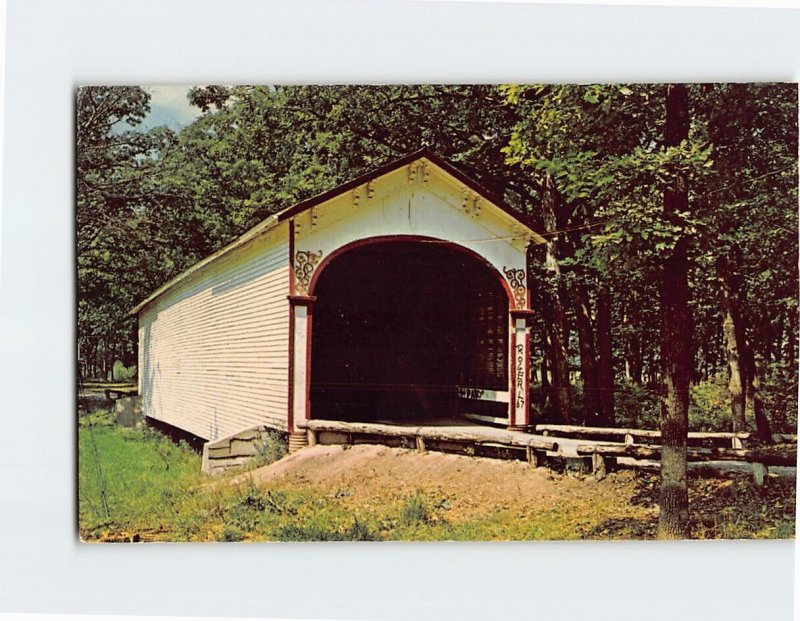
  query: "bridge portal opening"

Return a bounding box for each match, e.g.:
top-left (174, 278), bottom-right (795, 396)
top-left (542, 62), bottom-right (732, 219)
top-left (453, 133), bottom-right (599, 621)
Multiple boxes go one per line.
top-left (309, 240), bottom-right (509, 424)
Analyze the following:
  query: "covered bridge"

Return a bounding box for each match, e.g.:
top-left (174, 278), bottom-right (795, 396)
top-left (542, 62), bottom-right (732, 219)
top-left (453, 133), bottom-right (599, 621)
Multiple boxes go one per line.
top-left (132, 150), bottom-right (546, 470)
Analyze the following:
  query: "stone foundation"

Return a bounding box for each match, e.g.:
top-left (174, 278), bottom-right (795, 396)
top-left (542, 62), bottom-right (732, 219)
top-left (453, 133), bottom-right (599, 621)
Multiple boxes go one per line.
top-left (202, 426), bottom-right (282, 475)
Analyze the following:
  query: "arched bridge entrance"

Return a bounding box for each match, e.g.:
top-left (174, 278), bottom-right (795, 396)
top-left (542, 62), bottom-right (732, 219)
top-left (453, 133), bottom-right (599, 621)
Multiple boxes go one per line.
top-left (309, 239), bottom-right (510, 424)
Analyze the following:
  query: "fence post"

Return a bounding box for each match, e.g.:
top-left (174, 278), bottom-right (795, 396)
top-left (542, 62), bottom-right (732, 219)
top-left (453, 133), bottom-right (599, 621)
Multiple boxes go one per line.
top-left (753, 462), bottom-right (768, 487)
top-left (592, 452), bottom-right (607, 480)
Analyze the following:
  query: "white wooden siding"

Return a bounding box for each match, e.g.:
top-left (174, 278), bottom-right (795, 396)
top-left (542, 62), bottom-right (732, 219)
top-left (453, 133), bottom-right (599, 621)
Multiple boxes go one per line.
top-left (138, 224), bottom-right (291, 440)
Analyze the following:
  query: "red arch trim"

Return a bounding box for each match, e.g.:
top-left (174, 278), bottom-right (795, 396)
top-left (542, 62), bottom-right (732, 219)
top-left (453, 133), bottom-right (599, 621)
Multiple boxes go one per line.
top-left (305, 235), bottom-right (517, 308)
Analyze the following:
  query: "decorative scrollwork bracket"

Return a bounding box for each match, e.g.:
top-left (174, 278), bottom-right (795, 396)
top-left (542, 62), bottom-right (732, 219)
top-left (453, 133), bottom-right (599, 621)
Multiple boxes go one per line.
top-left (504, 267), bottom-right (527, 310)
top-left (295, 250), bottom-right (323, 295)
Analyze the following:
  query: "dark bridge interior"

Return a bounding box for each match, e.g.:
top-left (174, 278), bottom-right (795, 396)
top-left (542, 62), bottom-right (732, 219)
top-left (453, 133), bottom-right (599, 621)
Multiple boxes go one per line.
top-left (310, 241), bottom-right (508, 424)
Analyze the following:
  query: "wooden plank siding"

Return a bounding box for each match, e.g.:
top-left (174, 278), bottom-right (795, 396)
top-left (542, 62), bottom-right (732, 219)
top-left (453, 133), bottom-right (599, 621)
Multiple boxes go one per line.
top-left (138, 224), bottom-right (291, 441)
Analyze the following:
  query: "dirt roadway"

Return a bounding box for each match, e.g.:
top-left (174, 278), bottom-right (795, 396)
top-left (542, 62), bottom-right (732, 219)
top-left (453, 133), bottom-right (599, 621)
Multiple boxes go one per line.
top-left (237, 444), bottom-right (658, 526)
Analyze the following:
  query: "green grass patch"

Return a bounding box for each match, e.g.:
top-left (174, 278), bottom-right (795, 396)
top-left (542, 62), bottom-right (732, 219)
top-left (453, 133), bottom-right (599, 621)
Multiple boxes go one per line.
top-left (79, 413), bottom-right (380, 542)
top-left (79, 413), bottom-right (203, 540)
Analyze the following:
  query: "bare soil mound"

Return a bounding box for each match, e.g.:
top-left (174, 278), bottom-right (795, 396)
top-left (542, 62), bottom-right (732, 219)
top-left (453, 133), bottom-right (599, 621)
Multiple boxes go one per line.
top-left (239, 444), bottom-right (650, 524)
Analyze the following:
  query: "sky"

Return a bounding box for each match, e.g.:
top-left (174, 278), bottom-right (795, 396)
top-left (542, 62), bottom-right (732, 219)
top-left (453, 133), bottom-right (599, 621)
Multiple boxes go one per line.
top-left (138, 85), bottom-right (203, 131)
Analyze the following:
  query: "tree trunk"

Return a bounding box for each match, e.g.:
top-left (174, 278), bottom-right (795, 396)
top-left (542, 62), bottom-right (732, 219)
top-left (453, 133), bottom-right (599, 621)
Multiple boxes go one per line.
top-left (92, 338), bottom-right (100, 379)
top-left (596, 284), bottom-right (615, 425)
top-left (547, 307), bottom-right (572, 424)
top-left (628, 322), bottom-right (643, 385)
top-left (571, 281), bottom-right (600, 425)
top-left (103, 336), bottom-right (112, 381)
top-left (644, 348), bottom-right (655, 387)
top-left (78, 338), bottom-right (86, 380)
top-left (744, 344), bottom-right (773, 443)
top-left (658, 83), bottom-right (691, 540)
top-left (717, 256), bottom-right (747, 434)
top-left (540, 327), bottom-right (551, 396)
top-left (631, 343), bottom-right (643, 384)
top-left (751, 368), bottom-right (772, 443)
top-left (702, 340), bottom-right (711, 381)
top-left (776, 313), bottom-right (785, 365)
top-left (542, 174), bottom-right (572, 424)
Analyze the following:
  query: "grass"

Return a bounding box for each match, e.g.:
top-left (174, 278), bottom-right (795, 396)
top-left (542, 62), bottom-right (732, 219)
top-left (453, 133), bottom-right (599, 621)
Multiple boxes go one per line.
top-left (79, 410), bottom-right (204, 540)
top-left (78, 411), bottom-right (796, 542)
top-left (79, 410), bottom-right (375, 542)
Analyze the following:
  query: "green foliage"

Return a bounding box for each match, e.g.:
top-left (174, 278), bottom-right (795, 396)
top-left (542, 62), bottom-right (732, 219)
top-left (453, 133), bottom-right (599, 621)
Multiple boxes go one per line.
top-left (223, 481), bottom-right (283, 535)
top-left (611, 377), bottom-right (768, 433)
top-left (762, 361), bottom-right (799, 434)
top-left (613, 379), bottom-right (661, 429)
top-left (77, 86), bottom-right (188, 379)
top-left (688, 378), bottom-right (732, 432)
top-left (502, 84), bottom-right (715, 276)
top-left (111, 360), bottom-right (137, 382)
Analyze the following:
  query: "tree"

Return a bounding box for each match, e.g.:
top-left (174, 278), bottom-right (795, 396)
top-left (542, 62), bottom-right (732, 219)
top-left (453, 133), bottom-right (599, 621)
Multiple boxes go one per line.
top-left (77, 86), bottom-right (185, 379)
top-left (595, 283), bottom-right (615, 424)
top-left (692, 83), bottom-right (798, 439)
top-left (657, 84), bottom-right (692, 539)
top-left (540, 174), bottom-right (574, 424)
top-left (502, 84), bottom-right (668, 424)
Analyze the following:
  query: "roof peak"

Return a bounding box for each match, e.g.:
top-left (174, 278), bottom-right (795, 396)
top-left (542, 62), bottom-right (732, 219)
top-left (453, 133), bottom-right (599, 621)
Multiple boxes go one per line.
top-left (274, 148), bottom-right (540, 237)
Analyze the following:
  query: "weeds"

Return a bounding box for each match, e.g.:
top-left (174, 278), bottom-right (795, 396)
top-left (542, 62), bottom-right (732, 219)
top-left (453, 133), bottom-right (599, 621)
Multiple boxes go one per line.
top-left (254, 430), bottom-right (288, 466)
top-left (399, 491), bottom-right (432, 526)
top-left (276, 513), bottom-right (378, 541)
top-left (220, 525), bottom-right (245, 542)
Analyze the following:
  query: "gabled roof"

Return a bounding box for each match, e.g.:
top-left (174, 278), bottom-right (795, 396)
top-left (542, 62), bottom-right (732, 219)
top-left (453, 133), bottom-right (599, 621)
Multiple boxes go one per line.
top-left (272, 148), bottom-right (543, 233)
top-left (131, 149), bottom-right (544, 315)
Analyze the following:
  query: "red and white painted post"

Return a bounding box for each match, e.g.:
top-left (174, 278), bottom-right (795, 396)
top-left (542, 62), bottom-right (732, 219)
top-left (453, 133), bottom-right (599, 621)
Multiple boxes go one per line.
top-left (288, 294), bottom-right (315, 450)
top-left (508, 309), bottom-right (534, 430)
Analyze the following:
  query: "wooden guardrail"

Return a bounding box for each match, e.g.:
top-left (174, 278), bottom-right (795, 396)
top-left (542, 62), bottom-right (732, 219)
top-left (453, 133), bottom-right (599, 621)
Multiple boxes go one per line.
top-left (299, 419), bottom-right (797, 485)
top-left (574, 442), bottom-right (797, 467)
top-left (302, 419), bottom-right (557, 454)
top-left (535, 424), bottom-right (796, 485)
top-left (534, 424), bottom-right (796, 448)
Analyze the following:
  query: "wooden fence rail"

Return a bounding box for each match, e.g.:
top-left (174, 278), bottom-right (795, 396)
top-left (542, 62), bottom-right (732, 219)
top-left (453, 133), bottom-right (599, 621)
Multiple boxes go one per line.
top-left (300, 419), bottom-right (797, 485)
top-left (534, 424), bottom-right (796, 449)
top-left (302, 419), bottom-right (557, 452)
top-left (575, 442), bottom-right (797, 467)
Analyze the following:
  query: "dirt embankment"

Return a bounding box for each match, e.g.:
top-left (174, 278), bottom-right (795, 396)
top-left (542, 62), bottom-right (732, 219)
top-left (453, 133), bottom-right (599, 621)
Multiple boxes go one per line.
top-left (237, 444), bottom-right (651, 522)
